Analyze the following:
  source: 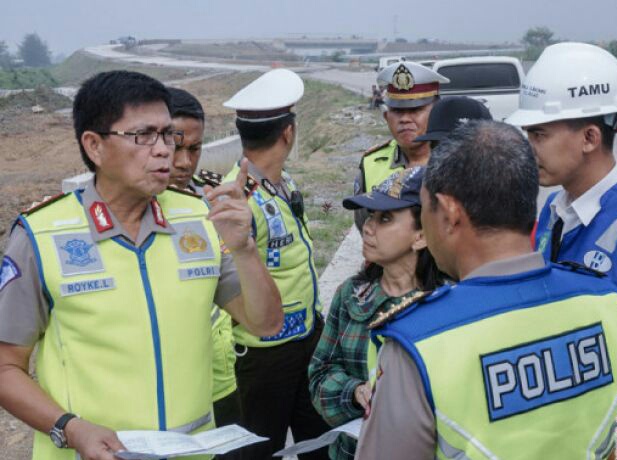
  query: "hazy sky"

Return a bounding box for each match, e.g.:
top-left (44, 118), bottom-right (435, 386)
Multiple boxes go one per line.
top-left (2, 0), bottom-right (616, 55)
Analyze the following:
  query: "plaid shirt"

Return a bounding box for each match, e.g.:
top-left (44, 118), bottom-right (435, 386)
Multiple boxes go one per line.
top-left (308, 276), bottom-right (418, 460)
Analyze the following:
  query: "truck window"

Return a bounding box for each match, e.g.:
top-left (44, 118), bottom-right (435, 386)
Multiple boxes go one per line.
top-left (437, 63), bottom-right (521, 91)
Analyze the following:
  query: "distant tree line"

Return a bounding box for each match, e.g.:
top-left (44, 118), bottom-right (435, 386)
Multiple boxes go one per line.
top-left (522, 26), bottom-right (617, 61)
top-left (0, 33), bottom-right (52, 70)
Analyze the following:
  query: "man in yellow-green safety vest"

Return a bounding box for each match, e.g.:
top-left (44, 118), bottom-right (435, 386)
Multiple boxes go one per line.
top-left (167, 87), bottom-right (244, 460)
top-left (356, 120), bottom-right (617, 460)
top-left (221, 69), bottom-right (330, 459)
top-left (353, 61), bottom-right (449, 229)
top-left (0, 71), bottom-right (282, 460)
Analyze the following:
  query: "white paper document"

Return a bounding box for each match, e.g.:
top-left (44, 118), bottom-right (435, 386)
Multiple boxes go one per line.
top-left (274, 418), bottom-right (363, 457)
top-left (115, 424), bottom-right (268, 459)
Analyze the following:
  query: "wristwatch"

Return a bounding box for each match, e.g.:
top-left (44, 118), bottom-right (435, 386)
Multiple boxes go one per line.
top-left (49, 413), bottom-right (78, 448)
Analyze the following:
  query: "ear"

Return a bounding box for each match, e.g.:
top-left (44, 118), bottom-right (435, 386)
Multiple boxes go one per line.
top-left (81, 131), bottom-right (104, 168)
top-left (582, 124), bottom-right (603, 153)
top-left (435, 193), bottom-right (462, 233)
top-left (282, 123), bottom-right (295, 146)
top-left (412, 229), bottom-right (427, 251)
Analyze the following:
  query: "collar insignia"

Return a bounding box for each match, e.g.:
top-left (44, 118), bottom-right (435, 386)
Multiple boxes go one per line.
top-left (262, 179), bottom-right (278, 196)
top-left (151, 199), bottom-right (166, 227)
top-left (89, 202), bottom-right (113, 233)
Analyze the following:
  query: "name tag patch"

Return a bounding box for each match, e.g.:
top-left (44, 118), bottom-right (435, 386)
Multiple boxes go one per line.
top-left (179, 266), bottom-right (220, 281)
top-left (53, 233), bottom-right (104, 276)
top-left (260, 309), bottom-right (306, 342)
top-left (481, 323), bottom-right (613, 421)
top-left (172, 221), bottom-right (216, 262)
top-left (60, 277), bottom-right (115, 296)
top-left (268, 234), bottom-right (294, 249)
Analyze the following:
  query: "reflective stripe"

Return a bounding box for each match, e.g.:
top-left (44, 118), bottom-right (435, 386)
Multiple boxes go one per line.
top-left (169, 411), bottom-right (213, 434)
top-left (438, 434), bottom-right (471, 460)
top-left (595, 219), bottom-right (617, 253)
top-left (435, 409), bottom-right (498, 460)
top-left (588, 392), bottom-right (617, 460)
top-left (595, 421), bottom-right (616, 460)
top-left (211, 305), bottom-right (221, 324)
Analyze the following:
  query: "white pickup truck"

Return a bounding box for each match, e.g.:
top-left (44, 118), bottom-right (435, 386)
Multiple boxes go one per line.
top-left (431, 56), bottom-right (525, 121)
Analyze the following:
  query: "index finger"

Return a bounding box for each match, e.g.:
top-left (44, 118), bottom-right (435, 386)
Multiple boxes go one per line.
top-left (235, 158), bottom-right (249, 189)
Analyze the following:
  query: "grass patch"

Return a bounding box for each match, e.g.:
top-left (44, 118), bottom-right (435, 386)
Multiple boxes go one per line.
top-left (307, 208), bottom-right (354, 274)
top-left (296, 79), bottom-right (369, 157)
top-left (0, 68), bottom-right (58, 89)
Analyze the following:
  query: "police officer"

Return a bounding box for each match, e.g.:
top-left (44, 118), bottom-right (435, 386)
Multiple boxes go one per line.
top-left (167, 87), bottom-right (244, 459)
top-left (222, 69), bottom-right (330, 459)
top-left (355, 120), bottom-right (617, 459)
top-left (507, 42), bottom-right (617, 283)
top-left (0, 71), bottom-right (282, 460)
top-left (354, 61), bottom-right (449, 229)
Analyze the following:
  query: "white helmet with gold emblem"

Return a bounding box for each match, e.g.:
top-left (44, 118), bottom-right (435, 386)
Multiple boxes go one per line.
top-left (377, 61), bottom-right (450, 109)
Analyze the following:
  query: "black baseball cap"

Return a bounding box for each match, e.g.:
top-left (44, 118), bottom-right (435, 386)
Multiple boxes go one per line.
top-left (343, 167), bottom-right (424, 211)
top-left (415, 96), bottom-right (492, 143)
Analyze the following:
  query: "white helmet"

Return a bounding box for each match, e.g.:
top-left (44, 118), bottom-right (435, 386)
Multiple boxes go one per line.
top-left (507, 42), bottom-right (617, 127)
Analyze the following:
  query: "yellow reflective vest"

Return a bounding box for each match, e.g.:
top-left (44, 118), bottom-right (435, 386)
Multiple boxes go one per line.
top-left (21, 189), bottom-right (220, 460)
top-left (225, 165), bottom-right (321, 347)
top-left (360, 140), bottom-right (404, 192)
top-left (375, 264), bottom-right (617, 459)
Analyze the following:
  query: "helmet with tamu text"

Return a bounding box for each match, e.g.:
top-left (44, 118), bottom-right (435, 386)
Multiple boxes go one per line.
top-left (507, 42), bottom-right (617, 127)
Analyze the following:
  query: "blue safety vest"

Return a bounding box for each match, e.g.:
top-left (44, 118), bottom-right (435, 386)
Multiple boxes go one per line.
top-left (536, 186), bottom-right (617, 284)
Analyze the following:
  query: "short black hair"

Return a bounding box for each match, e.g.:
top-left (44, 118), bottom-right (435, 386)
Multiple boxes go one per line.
top-left (424, 120), bottom-right (538, 234)
top-left (73, 71), bottom-right (171, 171)
top-left (563, 115), bottom-right (615, 151)
top-left (168, 87), bottom-right (205, 122)
top-left (236, 114), bottom-right (295, 151)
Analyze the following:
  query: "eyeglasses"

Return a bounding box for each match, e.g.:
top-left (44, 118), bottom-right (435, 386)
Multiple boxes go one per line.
top-left (97, 129), bottom-right (184, 146)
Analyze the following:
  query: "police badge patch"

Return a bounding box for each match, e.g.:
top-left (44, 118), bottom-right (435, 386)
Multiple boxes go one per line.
top-left (53, 233), bottom-right (104, 277)
top-left (0, 256), bottom-right (21, 292)
top-left (171, 221), bottom-right (216, 262)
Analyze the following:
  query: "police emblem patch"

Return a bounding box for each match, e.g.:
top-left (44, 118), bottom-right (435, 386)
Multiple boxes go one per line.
top-left (171, 221), bottom-right (215, 262)
top-left (0, 256), bottom-right (21, 292)
top-left (179, 230), bottom-right (208, 254)
top-left (392, 64), bottom-right (414, 91)
top-left (53, 233), bottom-right (104, 277)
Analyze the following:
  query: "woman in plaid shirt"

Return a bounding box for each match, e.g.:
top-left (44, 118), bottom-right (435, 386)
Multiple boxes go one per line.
top-left (308, 167), bottom-right (445, 460)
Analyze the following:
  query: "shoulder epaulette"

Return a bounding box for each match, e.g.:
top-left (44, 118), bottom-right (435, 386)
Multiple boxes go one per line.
top-left (362, 140), bottom-right (393, 158)
top-left (368, 290), bottom-right (433, 330)
top-left (21, 192), bottom-right (69, 215)
top-left (196, 169), bottom-right (259, 198)
top-left (197, 169), bottom-right (224, 188)
top-left (192, 173), bottom-right (207, 187)
top-left (556, 260), bottom-right (607, 278)
top-left (166, 185), bottom-right (202, 199)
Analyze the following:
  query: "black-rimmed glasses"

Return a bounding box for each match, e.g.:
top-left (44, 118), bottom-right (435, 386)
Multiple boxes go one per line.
top-left (97, 129), bottom-right (184, 146)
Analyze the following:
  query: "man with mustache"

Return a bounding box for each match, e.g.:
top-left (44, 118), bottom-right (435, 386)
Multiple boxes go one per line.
top-left (354, 61), bottom-right (449, 229)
